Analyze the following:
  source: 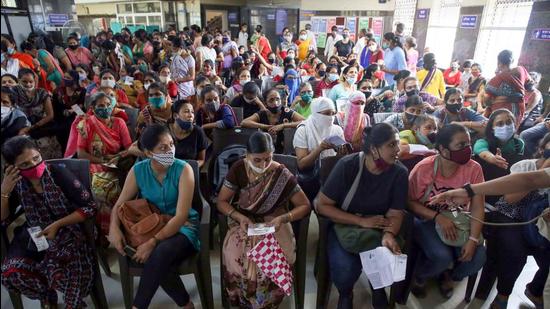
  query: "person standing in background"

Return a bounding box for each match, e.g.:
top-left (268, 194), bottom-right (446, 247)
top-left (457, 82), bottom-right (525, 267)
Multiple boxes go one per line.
top-left (305, 23), bottom-right (318, 53)
top-left (381, 32), bottom-right (407, 86)
top-left (324, 26), bottom-right (343, 62)
top-left (237, 23), bottom-right (248, 51)
top-left (404, 36), bottom-right (418, 75)
top-left (394, 22), bottom-right (406, 45)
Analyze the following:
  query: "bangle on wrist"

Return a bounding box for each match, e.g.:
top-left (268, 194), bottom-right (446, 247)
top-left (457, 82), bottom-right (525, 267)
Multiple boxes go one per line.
top-left (468, 236), bottom-right (480, 245)
top-left (228, 208), bottom-right (237, 219)
top-left (287, 211), bottom-right (293, 222)
top-left (463, 183), bottom-right (476, 198)
top-left (1, 193), bottom-right (10, 199)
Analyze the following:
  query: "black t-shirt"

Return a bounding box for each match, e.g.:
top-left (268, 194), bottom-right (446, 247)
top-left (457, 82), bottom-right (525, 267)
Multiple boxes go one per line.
top-left (257, 109), bottom-right (295, 154)
top-left (334, 40), bottom-right (355, 57)
top-left (322, 153), bottom-right (409, 215)
top-left (173, 125), bottom-right (209, 161)
top-left (230, 95), bottom-right (261, 119)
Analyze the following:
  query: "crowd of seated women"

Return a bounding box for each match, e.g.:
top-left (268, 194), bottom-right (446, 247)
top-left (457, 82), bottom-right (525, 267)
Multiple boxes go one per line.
top-left (1, 25), bottom-right (549, 309)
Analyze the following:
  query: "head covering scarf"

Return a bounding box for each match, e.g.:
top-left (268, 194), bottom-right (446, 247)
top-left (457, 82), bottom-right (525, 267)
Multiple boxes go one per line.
top-left (301, 97), bottom-right (336, 155)
top-left (284, 69), bottom-right (300, 106)
top-left (342, 91), bottom-right (368, 149)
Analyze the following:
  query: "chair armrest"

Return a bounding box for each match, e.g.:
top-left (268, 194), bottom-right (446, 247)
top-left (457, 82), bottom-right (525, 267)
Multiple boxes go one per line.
top-left (199, 202), bottom-right (211, 257)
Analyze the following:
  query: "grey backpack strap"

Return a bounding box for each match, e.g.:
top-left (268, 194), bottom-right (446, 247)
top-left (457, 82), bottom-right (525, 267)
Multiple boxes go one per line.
top-left (342, 152), bottom-right (365, 212)
top-left (421, 156), bottom-right (439, 204)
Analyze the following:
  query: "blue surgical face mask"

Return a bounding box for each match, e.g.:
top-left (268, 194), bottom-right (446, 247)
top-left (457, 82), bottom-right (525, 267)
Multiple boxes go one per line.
top-left (176, 118), bottom-right (193, 131)
top-left (543, 149), bottom-right (550, 159)
top-left (149, 96), bottom-right (166, 109)
top-left (328, 73), bottom-right (339, 82)
top-left (346, 75), bottom-right (357, 85)
top-left (493, 123), bottom-right (515, 142)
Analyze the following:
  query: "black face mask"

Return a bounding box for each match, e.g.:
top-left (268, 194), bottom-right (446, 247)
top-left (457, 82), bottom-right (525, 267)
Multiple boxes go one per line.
top-left (446, 103), bottom-right (463, 113)
top-left (406, 89), bottom-right (419, 97)
top-left (267, 105), bottom-right (281, 114)
top-left (268, 58), bottom-right (276, 64)
top-left (318, 70), bottom-right (326, 77)
top-left (362, 91), bottom-right (372, 98)
top-left (405, 112), bottom-right (417, 124)
top-left (68, 45), bottom-right (79, 50)
top-left (427, 132), bottom-right (437, 143)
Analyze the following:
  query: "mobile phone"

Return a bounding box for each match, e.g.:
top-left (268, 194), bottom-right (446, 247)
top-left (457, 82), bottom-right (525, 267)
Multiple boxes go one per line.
top-left (124, 245), bottom-right (137, 257)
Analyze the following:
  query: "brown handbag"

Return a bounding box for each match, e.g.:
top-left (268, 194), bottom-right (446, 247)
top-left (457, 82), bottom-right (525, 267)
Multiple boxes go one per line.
top-left (117, 199), bottom-right (172, 247)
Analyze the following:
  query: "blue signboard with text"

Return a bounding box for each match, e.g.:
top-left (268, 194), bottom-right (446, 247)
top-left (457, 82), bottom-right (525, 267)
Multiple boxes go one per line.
top-left (460, 15), bottom-right (478, 29)
top-left (48, 14), bottom-right (68, 26)
top-left (417, 9), bottom-right (429, 20)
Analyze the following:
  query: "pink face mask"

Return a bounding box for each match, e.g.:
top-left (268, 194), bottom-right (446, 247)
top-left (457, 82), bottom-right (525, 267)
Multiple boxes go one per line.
top-left (19, 161), bottom-right (46, 179)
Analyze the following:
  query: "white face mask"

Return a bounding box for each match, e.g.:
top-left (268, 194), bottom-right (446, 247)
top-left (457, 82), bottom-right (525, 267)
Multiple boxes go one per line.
top-left (144, 82), bottom-right (151, 90)
top-left (100, 79), bottom-right (116, 88)
top-left (159, 76), bottom-right (170, 84)
top-left (78, 72), bottom-right (87, 81)
top-left (239, 79), bottom-right (250, 86)
top-left (152, 146), bottom-right (176, 167)
top-left (369, 44), bottom-right (377, 52)
top-left (1, 106), bottom-right (12, 121)
top-left (494, 124), bottom-right (515, 142)
top-left (317, 113), bottom-right (335, 127)
top-left (284, 34), bottom-right (293, 42)
top-left (299, 34), bottom-right (307, 41)
top-left (247, 158), bottom-right (270, 174)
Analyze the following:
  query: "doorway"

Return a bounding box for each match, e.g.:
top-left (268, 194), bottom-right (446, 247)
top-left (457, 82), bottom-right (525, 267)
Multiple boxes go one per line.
top-left (205, 9), bottom-right (228, 32)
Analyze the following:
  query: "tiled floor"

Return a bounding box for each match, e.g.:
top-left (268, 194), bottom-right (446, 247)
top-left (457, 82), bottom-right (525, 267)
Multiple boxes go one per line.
top-left (1, 215), bottom-right (540, 308)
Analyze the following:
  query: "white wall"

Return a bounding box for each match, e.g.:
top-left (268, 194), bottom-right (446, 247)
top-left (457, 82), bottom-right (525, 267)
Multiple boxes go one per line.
top-left (301, 0), bottom-right (395, 11)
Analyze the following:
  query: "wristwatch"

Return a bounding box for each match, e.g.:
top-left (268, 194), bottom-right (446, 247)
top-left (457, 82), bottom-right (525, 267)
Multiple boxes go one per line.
top-left (463, 183), bottom-right (475, 198)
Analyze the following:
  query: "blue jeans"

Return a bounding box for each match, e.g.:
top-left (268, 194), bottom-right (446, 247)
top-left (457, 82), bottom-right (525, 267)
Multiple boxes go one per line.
top-left (520, 122), bottom-right (549, 158)
top-left (327, 227), bottom-right (389, 308)
top-left (413, 218), bottom-right (486, 282)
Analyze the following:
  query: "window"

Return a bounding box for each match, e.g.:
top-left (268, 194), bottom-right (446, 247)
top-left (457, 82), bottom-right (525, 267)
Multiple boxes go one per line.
top-left (2, 0), bottom-right (18, 8)
top-left (425, 0), bottom-right (461, 68)
top-left (117, 3), bottom-right (132, 14)
top-left (134, 2), bottom-right (160, 13)
top-left (135, 16), bottom-right (147, 25)
top-left (474, 0), bottom-right (533, 78)
top-left (393, 0), bottom-right (417, 36)
top-left (148, 15), bottom-right (161, 26)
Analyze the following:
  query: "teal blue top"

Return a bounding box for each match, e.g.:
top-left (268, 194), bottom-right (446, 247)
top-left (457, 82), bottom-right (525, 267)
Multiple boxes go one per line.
top-left (133, 159), bottom-right (200, 250)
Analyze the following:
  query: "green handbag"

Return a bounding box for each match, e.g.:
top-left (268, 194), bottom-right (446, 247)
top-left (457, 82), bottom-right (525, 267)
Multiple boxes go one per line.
top-left (333, 152), bottom-right (404, 253)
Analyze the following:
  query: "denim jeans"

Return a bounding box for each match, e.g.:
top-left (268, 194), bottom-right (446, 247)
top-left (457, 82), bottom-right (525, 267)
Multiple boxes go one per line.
top-left (327, 227), bottom-right (389, 309)
top-left (520, 122), bottom-right (549, 158)
top-left (413, 218), bottom-right (486, 282)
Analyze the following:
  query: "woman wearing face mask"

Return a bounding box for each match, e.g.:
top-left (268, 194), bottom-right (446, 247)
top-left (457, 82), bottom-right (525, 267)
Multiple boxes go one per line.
top-left (459, 60), bottom-right (473, 92)
top-left (1, 34), bottom-right (39, 78)
top-left (64, 35), bottom-right (95, 67)
top-left (464, 63), bottom-right (486, 111)
top-left (195, 34), bottom-right (217, 74)
top-left (470, 133), bottom-right (550, 309)
top-left (137, 82), bottom-right (173, 138)
top-left (196, 85), bottom-right (237, 134)
top-left (416, 52), bottom-right (446, 99)
top-left (117, 66), bottom-right (142, 108)
top-left (201, 60), bottom-right (225, 89)
top-left (364, 63), bottom-right (386, 89)
top-left (131, 29), bottom-right (153, 63)
top-left (1, 86), bottom-right (30, 145)
top-left (315, 65), bottom-right (340, 97)
top-left (335, 91), bottom-right (372, 152)
top-left (224, 68), bottom-right (251, 104)
top-left (311, 62), bottom-right (327, 84)
top-left (294, 97), bottom-right (347, 200)
top-left (0, 136), bottom-right (98, 309)
top-left (254, 26), bottom-right (273, 61)
top-left (296, 29), bottom-right (313, 62)
top-left (221, 32), bottom-right (239, 75)
top-left (75, 63), bottom-right (92, 89)
top-left (408, 124), bottom-right (486, 299)
top-left (276, 30), bottom-right (298, 63)
top-left (433, 87), bottom-right (487, 135)
top-left (443, 60), bottom-right (462, 88)
top-left (519, 72), bottom-right (543, 132)
top-left (380, 32), bottom-right (407, 87)
top-left (282, 69), bottom-right (301, 107)
top-left (87, 69), bottom-right (130, 107)
top-left (217, 132), bottom-right (310, 308)
top-left (393, 76), bottom-right (441, 113)
top-left (317, 123), bottom-right (407, 309)
top-left (170, 37), bottom-right (196, 100)
top-left (484, 50), bottom-right (530, 126)
top-left (474, 109), bottom-right (524, 171)
top-left (230, 81), bottom-right (266, 119)
top-left (333, 28), bottom-right (355, 60)
top-left (358, 79), bottom-right (382, 118)
top-left (359, 38), bottom-right (384, 70)
top-left (398, 114), bottom-right (438, 164)
top-left (1, 73), bottom-right (18, 88)
top-left (13, 69), bottom-right (61, 159)
top-left (328, 65), bottom-right (358, 106)
top-left (290, 82), bottom-right (315, 118)
top-left (52, 70), bottom-right (86, 151)
top-left (1, 41), bottom-right (20, 76)
top-left (242, 88), bottom-right (305, 153)
top-left (383, 94), bottom-right (425, 131)
top-left (76, 92), bottom-right (131, 233)
top-left (169, 100), bottom-right (208, 167)
top-left (109, 124), bottom-right (199, 309)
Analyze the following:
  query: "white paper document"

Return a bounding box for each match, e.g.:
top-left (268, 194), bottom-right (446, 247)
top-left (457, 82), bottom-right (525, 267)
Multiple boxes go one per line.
top-left (71, 104), bottom-right (85, 116)
top-left (27, 226), bottom-right (49, 252)
top-left (359, 246), bottom-right (407, 290)
top-left (408, 144), bottom-right (437, 156)
top-left (247, 223), bottom-right (275, 236)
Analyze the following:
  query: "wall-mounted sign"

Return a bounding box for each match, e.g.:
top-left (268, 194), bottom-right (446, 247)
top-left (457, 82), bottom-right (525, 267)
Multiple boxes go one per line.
top-left (460, 15), bottom-right (478, 29)
top-left (417, 9), bottom-right (429, 20)
top-left (531, 28), bottom-right (550, 41)
top-left (267, 14), bottom-right (275, 20)
top-left (300, 10), bottom-right (315, 22)
top-left (48, 14), bottom-right (68, 26)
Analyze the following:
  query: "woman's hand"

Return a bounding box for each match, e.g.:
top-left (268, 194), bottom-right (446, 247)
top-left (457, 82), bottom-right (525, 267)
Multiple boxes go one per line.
top-left (358, 215), bottom-right (391, 230)
top-left (133, 238), bottom-right (157, 263)
top-left (1, 165), bottom-right (21, 196)
top-left (490, 148), bottom-right (508, 170)
top-left (435, 215), bottom-right (457, 241)
top-left (318, 141), bottom-right (334, 151)
top-left (459, 239), bottom-right (477, 262)
top-left (39, 221), bottom-right (60, 240)
top-left (237, 214), bottom-right (253, 233)
top-left (268, 124), bottom-right (285, 135)
top-left (429, 189), bottom-right (470, 206)
top-left (382, 232), bottom-right (401, 254)
top-left (108, 225), bottom-right (127, 256)
top-left (267, 216), bottom-right (286, 232)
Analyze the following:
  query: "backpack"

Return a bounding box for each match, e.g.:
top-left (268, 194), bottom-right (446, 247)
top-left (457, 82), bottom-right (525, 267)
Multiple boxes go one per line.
top-left (213, 144), bottom-right (247, 192)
